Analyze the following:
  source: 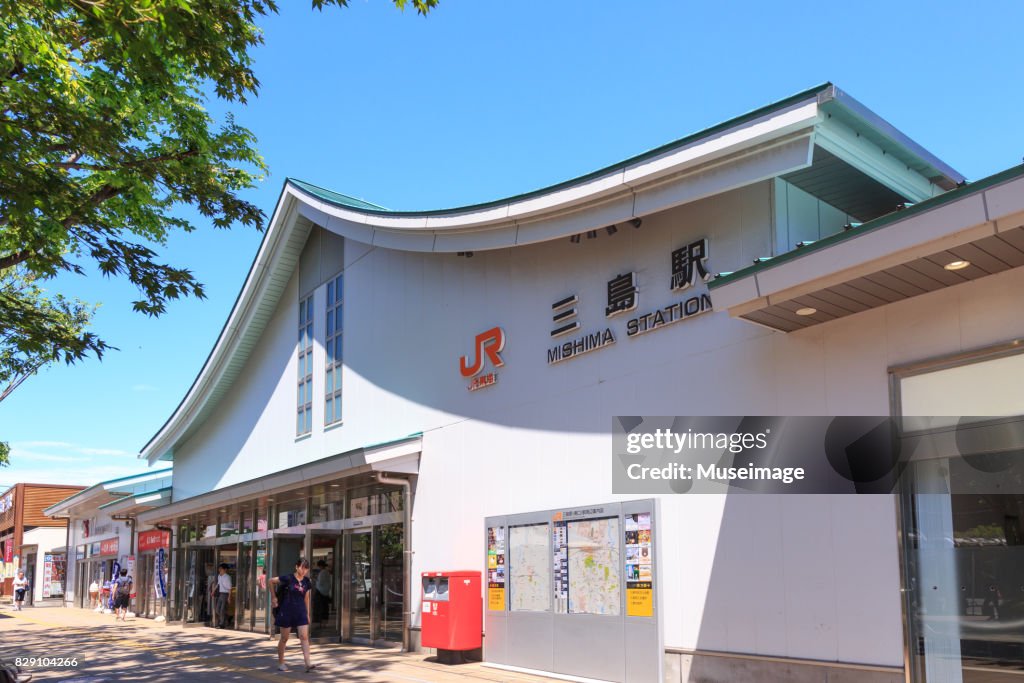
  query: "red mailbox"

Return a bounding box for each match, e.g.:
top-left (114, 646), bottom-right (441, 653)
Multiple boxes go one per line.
top-left (421, 570), bottom-right (482, 652)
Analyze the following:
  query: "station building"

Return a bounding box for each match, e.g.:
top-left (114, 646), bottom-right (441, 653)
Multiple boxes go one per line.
top-left (136, 84), bottom-right (1024, 683)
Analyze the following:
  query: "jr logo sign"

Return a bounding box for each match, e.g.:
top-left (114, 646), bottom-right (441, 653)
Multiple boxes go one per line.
top-left (460, 329), bottom-right (503, 393)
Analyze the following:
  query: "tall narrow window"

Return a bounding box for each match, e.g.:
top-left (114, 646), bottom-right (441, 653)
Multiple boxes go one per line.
top-left (325, 273), bottom-right (343, 425)
top-left (297, 295), bottom-right (313, 435)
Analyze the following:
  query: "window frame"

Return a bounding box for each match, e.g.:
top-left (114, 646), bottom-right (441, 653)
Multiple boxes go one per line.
top-left (324, 273), bottom-right (344, 426)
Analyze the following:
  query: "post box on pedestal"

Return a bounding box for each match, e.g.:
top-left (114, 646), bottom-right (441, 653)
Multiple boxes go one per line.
top-left (421, 570), bottom-right (482, 661)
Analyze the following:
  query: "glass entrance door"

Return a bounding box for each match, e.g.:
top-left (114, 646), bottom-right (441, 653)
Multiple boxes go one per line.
top-left (345, 530), bottom-right (373, 643)
top-left (254, 540), bottom-right (269, 634)
top-left (342, 525), bottom-right (404, 645)
top-left (378, 523), bottom-right (404, 644)
top-left (236, 542), bottom-right (253, 631)
top-left (185, 548), bottom-right (214, 625)
top-left (310, 532), bottom-right (341, 639)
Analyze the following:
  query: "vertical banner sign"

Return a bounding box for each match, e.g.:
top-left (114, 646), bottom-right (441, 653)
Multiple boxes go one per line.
top-left (486, 526), bottom-right (506, 611)
top-left (552, 519), bottom-right (568, 613)
top-left (43, 554), bottom-right (53, 597)
top-left (3, 540), bottom-right (11, 563)
top-left (625, 512), bottom-right (654, 617)
top-left (109, 560), bottom-right (121, 610)
top-left (156, 548), bottom-right (167, 599)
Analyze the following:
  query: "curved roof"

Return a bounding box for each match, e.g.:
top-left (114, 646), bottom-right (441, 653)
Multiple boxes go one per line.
top-left (139, 83), bottom-right (963, 463)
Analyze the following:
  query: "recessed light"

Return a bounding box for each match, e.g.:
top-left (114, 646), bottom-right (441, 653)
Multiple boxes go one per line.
top-left (795, 307), bottom-right (817, 316)
top-left (944, 260), bottom-right (970, 271)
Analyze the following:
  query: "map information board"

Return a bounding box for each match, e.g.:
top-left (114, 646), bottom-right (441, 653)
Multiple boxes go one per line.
top-left (509, 524), bottom-right (550, 611)
top-left (567, 517), bottom-right (620, 615)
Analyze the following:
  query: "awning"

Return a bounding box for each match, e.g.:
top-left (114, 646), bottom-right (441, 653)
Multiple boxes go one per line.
top-left (709, 165), bottom-right (1024, 331)
top-left (99, 487), bottom-right (172, 515)
top-left (136, 433), bottom-right (421, 526)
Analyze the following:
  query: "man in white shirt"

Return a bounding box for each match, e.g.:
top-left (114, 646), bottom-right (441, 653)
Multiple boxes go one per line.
top-left (12, 570), bottom-right (29, 611)
top-left (215, 563), bottom-right (232, 628)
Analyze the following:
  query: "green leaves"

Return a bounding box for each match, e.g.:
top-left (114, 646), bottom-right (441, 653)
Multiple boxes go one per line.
top-left (0, 0), bottom-right (437, 407)
top-left (0, 267), bottom-right (111, 403)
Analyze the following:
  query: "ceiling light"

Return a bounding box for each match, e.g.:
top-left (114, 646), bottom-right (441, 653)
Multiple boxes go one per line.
top-left (795, 307), bottom-right (817, 316)
top-left (586, 230), bottom-right (597, 239)
top-left (605, 225), bottom-right (618, 236)
top-left (630, 218), bottom-right (642, 229)
top-left (569, 234), bottom-right (580, 244)
top-left (944, 260), bottom-right (970, 271)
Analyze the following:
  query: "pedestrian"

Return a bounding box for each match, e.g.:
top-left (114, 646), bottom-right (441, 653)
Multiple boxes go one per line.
top-left (113, 568), bottom-right (133, 621)
top-left (215, 563), bottom-right (232, 628)
top-left (270, 558), bottom-right (316, 673)
top-left (314, 560), bottom-right (332, 625)
top-left (12, 570), bottom-right (29, 611)
top-left (88, 579), bottom-right (100, 609)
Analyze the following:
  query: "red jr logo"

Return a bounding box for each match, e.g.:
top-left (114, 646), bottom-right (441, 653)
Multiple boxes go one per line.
top-left (460, 327), bottom-right (506, 377)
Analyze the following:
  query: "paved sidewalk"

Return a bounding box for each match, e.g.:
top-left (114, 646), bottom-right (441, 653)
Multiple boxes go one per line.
top-left (0, 605), bottom-right (556, 682)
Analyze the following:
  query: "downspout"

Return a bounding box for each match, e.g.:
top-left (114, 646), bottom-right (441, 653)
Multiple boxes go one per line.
top-left (375, 472), bottom-right (412, 652)
top-left (112, 515), bottom-right (136, 555)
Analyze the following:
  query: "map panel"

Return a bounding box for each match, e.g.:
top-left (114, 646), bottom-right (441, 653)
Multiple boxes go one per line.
top-left (509, 524), bottom-right (550, 612)
top-left (567, 517), bottom-right (620, 615)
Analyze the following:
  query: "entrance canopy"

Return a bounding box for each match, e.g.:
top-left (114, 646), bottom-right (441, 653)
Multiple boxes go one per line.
top-left (709, 165), bottom-right (1024, 331)
top-left (137, 434), bottom-right (420, 527)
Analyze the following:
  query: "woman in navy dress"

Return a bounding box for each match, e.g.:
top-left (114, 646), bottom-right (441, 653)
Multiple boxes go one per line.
top-left (270, 558), bottom-right (317, 672)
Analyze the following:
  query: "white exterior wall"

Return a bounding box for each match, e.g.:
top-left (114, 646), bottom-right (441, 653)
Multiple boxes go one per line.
top-left (64, 510), bottom-right (135, 605)
top-left (20, 527), bottom-right (66, 602)
top-left (168, 176), bottom-right (1024, 668)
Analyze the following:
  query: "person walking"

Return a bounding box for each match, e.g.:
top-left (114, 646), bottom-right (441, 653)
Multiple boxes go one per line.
top-left (12, 570), bottom-right (29, 611)
top-left (113, 569), bottom-right (133, 621)
top-left (270, 558), bottom-right (316, 673)
top-left (215, 563), bottom-right (232, 628)
top-left (88, 579), bottom-right (100, 609)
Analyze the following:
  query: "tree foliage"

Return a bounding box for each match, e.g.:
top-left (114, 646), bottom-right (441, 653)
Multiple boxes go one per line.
top-left (0, 0), bottom-right (436, 409)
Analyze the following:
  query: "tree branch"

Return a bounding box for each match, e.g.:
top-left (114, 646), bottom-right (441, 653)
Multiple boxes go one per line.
top-left (0, 250), bottom-right (35, 272)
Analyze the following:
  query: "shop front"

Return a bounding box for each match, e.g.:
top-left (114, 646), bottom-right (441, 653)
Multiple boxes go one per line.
top-left (80, 537), bottom-right (119, 609)
top-left (143, 442), bottom-right (416, 645)
top-left (135, 530), bottom-right (170, 619)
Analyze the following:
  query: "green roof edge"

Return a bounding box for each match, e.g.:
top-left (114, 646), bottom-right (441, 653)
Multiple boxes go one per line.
top-left (98, 486), bottom-right (173, 510)
top-left (709, 164), bottom-right (1024, 290)
top-left (45, 468), bottom-right (173, 512)
top-left (287, 82), bottom-right (834, 217)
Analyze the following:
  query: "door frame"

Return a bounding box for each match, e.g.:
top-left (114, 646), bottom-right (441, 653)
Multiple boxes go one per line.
top-left (307, 529), bottom-right (342, 643)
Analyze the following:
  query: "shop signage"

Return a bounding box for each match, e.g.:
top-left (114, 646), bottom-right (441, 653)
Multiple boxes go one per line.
top-left (100, 538), bottom-right (119, 556)
top-left (43, 554), bottom-right (53, 598)
top-left (486, 526), bottom-right (505, 611)
top-left (459, 327), bottom-right (505, 392)
top-left (3, 540), bottom-right (11, 563)
top-left (138, 530), bottom-right (170, 552)
top-left (108, 560), bottom-right (121, 610)
top-left (0, 493), bottom-right (13, 514)
top-left (156, 548), bottom-right (167, 598)
top-left (547, 238), bottom-right (713, 365)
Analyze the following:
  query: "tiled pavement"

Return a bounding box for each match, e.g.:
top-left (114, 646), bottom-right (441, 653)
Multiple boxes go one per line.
top-left (0, 605), bottom-right (557, 682)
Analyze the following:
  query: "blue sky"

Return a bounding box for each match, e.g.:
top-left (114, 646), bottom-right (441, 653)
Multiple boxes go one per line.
top-left (2, 0), bottom-right (1023, 488)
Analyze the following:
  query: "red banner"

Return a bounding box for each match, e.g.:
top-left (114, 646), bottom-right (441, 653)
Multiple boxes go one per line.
top-left (100, 538), bottom-right (119, 556)
top-left (137, 530), bottom-right (169, 552)
top-left (4, 540), bottom-right (11, 563)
